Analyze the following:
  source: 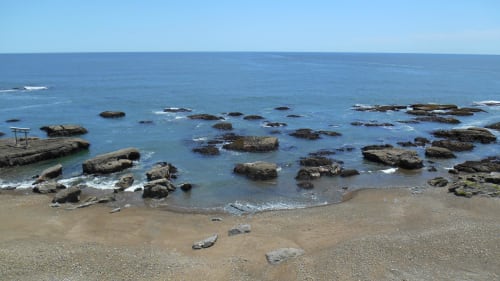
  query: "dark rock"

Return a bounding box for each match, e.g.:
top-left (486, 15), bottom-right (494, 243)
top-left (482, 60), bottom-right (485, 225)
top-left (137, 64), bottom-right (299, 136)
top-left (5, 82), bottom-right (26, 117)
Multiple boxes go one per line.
top-left (227, 112), bottom-right (244, 117)
top-left (340, 169), bottom-right (360, 177)
top-left (428, 166), bottom-right (437, 172)
top-left (97, 194), bottom-right (116, 203)
top-left (397, 141), bottom-right (417, 147)
top-left (440, 107), bottom-right (483, 116)
top-left (351, 121), bottom-right (394, 127)
top-left (212, 122), bottom-right (233, 130)
top-left (40, 124), bottom-right (88, 137)
top-left (146, 162), bottom-right (177, 181)
top-left (431, 140), bottom-right (474, 151)
top-left (361, 144), bottom-right (393, 151)
top-left (289, 128), bottom-right (320, 140)
top-left (432, 127), bottom-right (496, 143)
top-left (138, 120), bottom-right (154, 124)
top-left (0, 138), bottom-right (90, 167)
top-left (352, 105), bottom-right (407, 112)
top-left (143, 179), bottom-right (175, 198)
top-left (243, 115), bottom-right (264, 120)
top-left (415, 116), bottom-right (460, 124)
top-left (228, 224), bottom-right (251, 236)
top-left (52, 186), bottom-right (81, 203)
top-left (295, 164), bottom-right (342, 180)
top-left (114, 173), bottom-right (134, 191)
top-left (192, 234), bottom-right (218, 250)
top-left (425, 146), bottom-right (456, 158)
top-left (397, 120), bottom-right (421, 124)
top-left (448, 173), bottom-right (500, 198)
top-left (297, 181), bottom-right (314, 189)
top-left (309, 149), bottom-right (336, 157)
top-left (274, 106), bottom-right (290, 111)
top-left (223, 136), bottom-right (279, 152)
top-left (428, 177), bottom-right (449, 187)
top-left (287, 114), bottom-right (302, 118)
top-left (485, 174), bottom-right (500, 184)
top-left (234, 161), bottom-right (278, 180)
top-left (266, 248), bottom-right (305, 265)
top-left (188, 114), bottom-right (223, 120)
top-left (410, 104), bottom-right (458, 111)
top-left (318, 130), bottom-right (342, 137)
top-left (299, 156), bottom-right (332, 167)
top-left (414, 137), bottom-right (430, 146)
top-left (99, 111), bottom-right (125, 118)
top-left (448, 169), bottom-right (459, 174)
top-left (33, 181), bottom-right (66, 194)
top-left (180, 183), bottom-right (192, 192)
top-left (34, 164), bottom-right (63, 184)
top-left (134, 187), bottom-right (142, 192)
top-left (264, 122), bottom-right (287, 127)
top-left (6, 119), bottom-right (20, 123)
top-left (362, 148), bottom-right (423, 169)
top-left (406, 110), bottom-right (435, 116)
top-left (485, 122), bottom-right (500, 131)
top-left (0, 132), bottom-right (4, 137)
top-left (454, 157), bottom-right (500, 173)
top-left (83, 148), bottom-right (140, 174)
top-left (163, 107), bottom-right (192, 113)
top-left (193, 145), bottom-right (220, 156)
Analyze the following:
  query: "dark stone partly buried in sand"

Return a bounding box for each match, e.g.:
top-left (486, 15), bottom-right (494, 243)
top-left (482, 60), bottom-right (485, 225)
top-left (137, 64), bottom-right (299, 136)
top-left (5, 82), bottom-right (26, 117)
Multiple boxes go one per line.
top-left (228, 224), bottom-right (251, 236)
top-left (425, 146), bottom-right (456, 158)
top-left (0, 138), bottom-right (90, 167)
top-left (234, 161), bottom-right (278, 180)
top-left (432, 127), bottom-right (496, 144)
top-left (453, 157), bottom-right (500, 173)
top-left (431, 140), bottom-right (474, 151)
top-left (362, 147), bottom-right (423, 169)
top-left (40, 124), bottom-right (88, 137)
top-left (52, 186), bottom-right (81, 203)
top-left (34, 164), bottom-right (63, 184)
top-left (99, 111), bottom-right (125, 118)
top-left (266, 248), bottom-right (305, 265)
top-left (192, 145), bottom-right (220, 156)
top-left (212, 122), bottom-right (233, 130)
top-left (415, 116), bottom-right (460, 124)
top-left (192, 234), bottom-right (218, 250)
top-left (243, 114), bottom-right (264, 120)
top-left (223, 136), bottom-right (279, 152)
top-left (187, 114), bottom-right (223, 120)
top-left (82, 148), bottom-right (140, 174)
top-left (485, 122), bottom-right (500, 131)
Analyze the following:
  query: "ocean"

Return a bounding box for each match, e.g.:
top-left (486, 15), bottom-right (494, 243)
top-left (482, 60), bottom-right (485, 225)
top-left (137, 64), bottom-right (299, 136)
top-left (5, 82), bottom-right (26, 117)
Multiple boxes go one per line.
top-left (0, 52), bottom-right (499, 212)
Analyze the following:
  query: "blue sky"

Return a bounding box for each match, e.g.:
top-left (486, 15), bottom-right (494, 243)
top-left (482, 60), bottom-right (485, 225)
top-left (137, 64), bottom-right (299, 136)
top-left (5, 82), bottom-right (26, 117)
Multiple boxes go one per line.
top-left (1, 0), bottom-right (499, 54)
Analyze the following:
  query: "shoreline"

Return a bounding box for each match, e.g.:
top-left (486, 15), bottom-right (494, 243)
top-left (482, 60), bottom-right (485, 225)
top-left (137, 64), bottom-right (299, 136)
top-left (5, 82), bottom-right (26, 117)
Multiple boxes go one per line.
top-left (1, 186), bottom-right (498, 280)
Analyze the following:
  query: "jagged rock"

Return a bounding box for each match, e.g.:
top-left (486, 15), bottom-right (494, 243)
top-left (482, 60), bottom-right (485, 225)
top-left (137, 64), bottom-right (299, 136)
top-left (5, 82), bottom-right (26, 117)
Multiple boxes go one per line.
top-left (454, 157), bottom-right (500, 173)
top-left (397, 141), bottom-right (416, 147)
top-left (83, 148), bottom-right (140, 174)
top-left (295, 163), bottom-right (342, 180)
top-left (40, 125), bottom-right (88, 137)
top-left (163, 107), bottom-right (192, 113)
top-left (114, 173), bottom-right (134, 191)
top-left (425, 146), bottom-right (456, 158)
top-left (143, 179), bottom-right (175, 198)
top-left (52, 186), bottom-right (81, 203)
top-left (415, 116), bottom-right (460, 124)
top-left (192, 234), bottom-right (218, 249)
top-left (223, 136), bottom-right (279, 152)
top-left (99, 111), bottom-right (125, 118)
top-left (212, 122), bottom-right (233, 130)
top-left (234, 161), bottom-right (278, 180)
top-left (34, 164), bottom-right (63, 184)
top-left (146, 162), bottom-right (177, 181)
top-left (266, 248), bottom-right (305, 265)
top-left (33, 181), bottom-right (66, 194)
top-left (192, 145), bottom-right (220, 155)
top-left (297, 181), bottom-right (314, 189)
top-left (188, 114), bottom-right (223, 120)
top-left (431, 140), bottom-right (474, 151)
top-left (432, 127), bottom-right (496, 143)
top-left (274, 106), bottom-right (290, 110)
top-left (228, 224), bottom-right (251, 236)
top-left (340, 169), bottom-right (360, 177)
top-left (0, 138), bottom-right (89, 167)
top-left (227, 112), bottom-right (244, 116)
top-left (289, 128), bottom-right (320, 140)
top-left (362, 148), bottom-right (423, 169)
top-left (428, 177), bottom-right (449, 187)
top-left (485, 122), bottom-right (500, 131)
top-left (243, 115), bottom-right (264, 120)
top-left (299, 156), bottom-right (332, 167)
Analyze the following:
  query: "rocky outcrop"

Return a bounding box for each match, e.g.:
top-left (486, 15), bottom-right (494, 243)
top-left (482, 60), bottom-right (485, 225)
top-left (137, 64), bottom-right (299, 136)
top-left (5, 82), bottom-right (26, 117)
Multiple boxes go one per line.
top-left (40, 125), bottom-right (88, 137)
top-left (318, 130), bottom-right (342, 137)
top-left (448, 173), bottom-right (499, 198)
top-left (431, 140), bottom-right (474, 151)
top-left (163, 107), bottom-right (192, 113)
top-left (295, 163), bottom-right (342, 180)
top-left (299, 156), bottom-right (332, 167)
top-left (192, 145), bottom-right (220, 155)
top-left (351, 121), bottom-right (394, 127)
top-left (114, 173), bottom-right (134, 191)
top-left (227, 112), bottom-right (244, 117)
top-left (432, 127), bottom-right (496, 144)
top-left (99, 111), bottom-right (125, 118)
top-left (212, 122), bottom-right (233, 130)
top-left (0, 138), bottom-right (90, 167)
top-left (266, 248), bottom-right (305, 265)
top-left (410, 103), bottom-right (458, 111)
top-left (362, 148), bottom-right (423, 169)
top-left (243, 115), bottom-right (264, 120)
top-left (34, 164), bottom-right (63, 184)
top-left (223, 136), bottom-right (279, 152)
top-left (143, 179), bottom-right (176, 198)
top-left (264, 122), bottom-right (287, 127)
top-left (52, 186), bottom-right (81, 203)
top-left (82, 148), bottom-right (140, 174)
top-left (289, 129), bottom-right (320, 140)
top-left (425, 146), bottom-right (456, 158)
top-left (415, 116), bottom-right (460, 124)
top-left (453, 157), bottom-right (500, 173)
top-left (33, 181), bottom-right (66, 194)
top-left (146, 162), bottom-right (177, 181)
top-left (192, 234), bottom-right (218, 250)
top-left (485, 122), bottom-right (500, 131)
top-left (188, 114), bottom-right (223, 120)
top-left (234, 161), bottom-right (278, 180)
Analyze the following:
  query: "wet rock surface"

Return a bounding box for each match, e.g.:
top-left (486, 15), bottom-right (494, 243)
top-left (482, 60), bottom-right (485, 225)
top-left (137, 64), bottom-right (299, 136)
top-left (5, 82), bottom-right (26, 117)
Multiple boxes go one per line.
top-left (192, 145), bottom-right (220, 155)
top-left (425, 146), bottom-right (456, 158)
top-left (99, 111), bottom-right (125, 118)
top-left (289, 128), bottom-right (320, 140)
top-left (187, 114), bottom-right (223, 120)
top-left (52, 186), bottom-right (81, 203)
top-left (223, 136), bottom-right (279, 152)
top-left (431, 140), bottom-right (474, 151)
top-left (234, 161), bottom-right (278, 180)
top-left (362, 147), bottom-right (423, 169)
top-left (212, 122), bottom-right (233, 130)
top-left (432, 127), bottom-right (496, 143)
top-left (40, 125), bottom-right (88, 137)
top-left (82, 148), bottom-right (140, 174)
top-left (34, 164), bottom-right (63, 184)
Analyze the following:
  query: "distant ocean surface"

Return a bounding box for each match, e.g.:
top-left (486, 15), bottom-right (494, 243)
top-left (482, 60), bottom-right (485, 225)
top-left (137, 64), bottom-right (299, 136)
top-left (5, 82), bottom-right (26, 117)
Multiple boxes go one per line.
top-left (0, 52), bottom-right (499, 212)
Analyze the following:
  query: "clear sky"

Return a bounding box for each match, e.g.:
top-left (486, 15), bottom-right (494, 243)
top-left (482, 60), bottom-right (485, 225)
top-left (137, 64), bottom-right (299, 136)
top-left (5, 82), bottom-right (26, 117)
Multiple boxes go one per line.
top-left (1, 0), bottom-right (500, 54)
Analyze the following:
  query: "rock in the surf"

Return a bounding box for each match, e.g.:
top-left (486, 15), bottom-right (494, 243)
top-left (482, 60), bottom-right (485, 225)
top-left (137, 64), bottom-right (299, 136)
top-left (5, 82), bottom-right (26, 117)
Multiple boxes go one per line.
top-left (114, 173), bottom-right (134, 191)
top-left (99, 111), bottom-right (125, 118)
top-left (432, 127), bottom-right (496, 144)
top-left (425, 146), bottom-right (456, 158)
top-left (146, 162), bottom-right (177, 181)
top-left (431, 140), bottom-right (474, 151)
top-left (212, 122), bottom-right (233, 130)
top-left (33, 181), bottom-right (66, 194)
top-left (223, 136), bottom-right (279, 152)
top-left (485, 122), bottom-right (500, 131)
top-left (192, 145), bottom-right (220, 156)
top-left (34, 164), bottom-right (63, 184)
top-left (188, 114), bottom-right (223, 120)
top-left (362, 147), bottom-right (423, 169)
top-left (40, 124), bottom-right (88, 137)
top-left (82, 148), bottom-right (140, 174)
top-left (234, 161), bottom-right (278, 180)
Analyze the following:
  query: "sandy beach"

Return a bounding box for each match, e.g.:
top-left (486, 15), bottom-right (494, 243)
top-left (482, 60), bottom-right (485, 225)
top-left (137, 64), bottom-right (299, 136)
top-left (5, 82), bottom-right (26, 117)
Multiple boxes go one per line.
top-left (0, 187), bottom-right (498, 281)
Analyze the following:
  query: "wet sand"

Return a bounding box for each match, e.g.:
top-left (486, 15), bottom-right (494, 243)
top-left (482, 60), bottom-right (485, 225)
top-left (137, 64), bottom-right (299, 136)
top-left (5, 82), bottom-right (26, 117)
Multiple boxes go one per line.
top-left (0, 187), bottom-right (499, 281)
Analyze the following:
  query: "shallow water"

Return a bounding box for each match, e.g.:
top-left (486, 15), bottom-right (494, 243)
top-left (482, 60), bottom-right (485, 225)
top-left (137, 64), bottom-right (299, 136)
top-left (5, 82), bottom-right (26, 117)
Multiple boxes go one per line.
top-left (0, 52), bottom-right (499, 212)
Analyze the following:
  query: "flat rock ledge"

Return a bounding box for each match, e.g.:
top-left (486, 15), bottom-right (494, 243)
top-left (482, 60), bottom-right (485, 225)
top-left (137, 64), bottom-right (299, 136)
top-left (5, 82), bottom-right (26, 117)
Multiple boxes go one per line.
top-left (234, 161), bottom-right (278, 180)
top-left (40, 124), bottom-right (88, 137)
top-left (223, 136), bottom-right (279, 152)
top-left (82, 148), bottom-right (140, 174)
top-left (362, 147), bottom-right (423, 169)
top-left (0, 138), bottom-right (90, 167)
top-left (432, 127), bottom-right (496, 144)
top-left (266, 248), bottom-right (305, 265)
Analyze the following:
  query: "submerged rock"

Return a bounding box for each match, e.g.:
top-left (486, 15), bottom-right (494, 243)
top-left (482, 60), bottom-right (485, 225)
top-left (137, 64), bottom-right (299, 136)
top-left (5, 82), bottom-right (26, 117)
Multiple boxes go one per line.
top-left (223, 136), bottom-right (279, 152)
top-left (352, 105), bottom-right (407, 112)
top-left (212, 122), bottom-right (233, 130)
top-left (234, 161), bottom-right (278, 180)
top-left (188, 114), bottom-right (223, 120)
top-left (362, 148), bottom-right (423, 169)
top-left (40, 124), bottom-right (88, 137)
top-left (485, 122), bottom-right (500, 131)
top-left (297, 181), bottom-right (314, 189)
top-left (274, 106), bottom-right (290, 111)
top-left (192, 145), bottom-right (220, 156)
top-left (227, 112), bottom-right (244, 117)
top-left (82, 148), bottom-right (140, 174)
top-left (243, 115), bottom-right (264, 120)
top-left (164, 107), bottom-right (192, 113)
top-left (289, 128), bottom-right (320, 140)
top-left (351, 121), bottom-right (394, 127)
top-left (415, 116), bottom-right (460, 124)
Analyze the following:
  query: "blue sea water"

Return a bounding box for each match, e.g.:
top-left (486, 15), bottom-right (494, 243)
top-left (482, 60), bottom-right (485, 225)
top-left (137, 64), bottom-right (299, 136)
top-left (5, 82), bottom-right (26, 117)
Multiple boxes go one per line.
top-left (0, 52), bottom-right (499, 212)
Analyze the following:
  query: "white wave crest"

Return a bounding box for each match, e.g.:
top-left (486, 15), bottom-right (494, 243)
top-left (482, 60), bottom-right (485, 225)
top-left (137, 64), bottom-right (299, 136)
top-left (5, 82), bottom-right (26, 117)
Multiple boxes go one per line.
top-left (473, 100), bottom-right (500, 106)
top-left (381, 168), bottom-right (398, 174)
top-left (23, 86), bottom-right (48, 91)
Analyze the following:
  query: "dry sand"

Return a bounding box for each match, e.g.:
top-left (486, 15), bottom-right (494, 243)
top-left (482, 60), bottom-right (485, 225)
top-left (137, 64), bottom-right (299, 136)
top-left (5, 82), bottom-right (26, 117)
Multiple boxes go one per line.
top-left (0, 187), bottom-right (499, 281)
